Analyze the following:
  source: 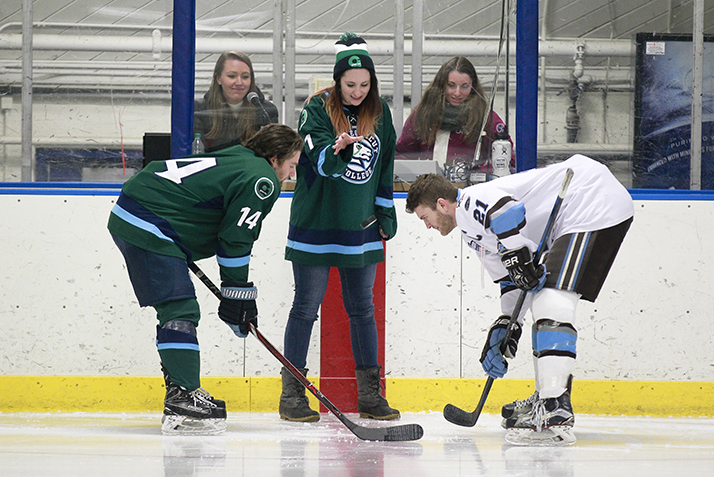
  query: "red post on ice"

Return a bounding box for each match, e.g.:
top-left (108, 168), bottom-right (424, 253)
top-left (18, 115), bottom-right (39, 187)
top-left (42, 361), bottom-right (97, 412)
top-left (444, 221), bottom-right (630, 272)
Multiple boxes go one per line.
top-left (319, 260), bottom-right (386, 413)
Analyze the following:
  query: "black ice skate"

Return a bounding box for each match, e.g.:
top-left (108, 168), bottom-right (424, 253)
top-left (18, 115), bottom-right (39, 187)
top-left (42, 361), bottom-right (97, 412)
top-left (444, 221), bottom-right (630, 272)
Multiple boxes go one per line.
top-left (161, 380), bottom-right (227, 436)
top-left (503, 392), bottom-right (576, 447)
top-left (501, 391), bottom-right (539, 419)
top-left (504, 391), bottom-right (574, 430)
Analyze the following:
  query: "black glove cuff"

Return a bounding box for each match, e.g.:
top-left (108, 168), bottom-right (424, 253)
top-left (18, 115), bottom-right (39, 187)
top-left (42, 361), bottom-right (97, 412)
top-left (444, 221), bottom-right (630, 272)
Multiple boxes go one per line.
top-left (501, 246), bottom-right (533, 269)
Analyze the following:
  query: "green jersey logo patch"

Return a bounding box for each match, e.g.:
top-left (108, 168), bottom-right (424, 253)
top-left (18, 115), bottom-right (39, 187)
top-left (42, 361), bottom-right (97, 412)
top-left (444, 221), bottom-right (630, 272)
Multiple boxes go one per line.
top-left (255, 177), bottom-right (275, 200)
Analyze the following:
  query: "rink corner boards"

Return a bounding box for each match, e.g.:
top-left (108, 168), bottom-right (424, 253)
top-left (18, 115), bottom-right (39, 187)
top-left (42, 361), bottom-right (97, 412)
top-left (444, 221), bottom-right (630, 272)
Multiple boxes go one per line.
top-left (1, 376), bottom-right (713, 417)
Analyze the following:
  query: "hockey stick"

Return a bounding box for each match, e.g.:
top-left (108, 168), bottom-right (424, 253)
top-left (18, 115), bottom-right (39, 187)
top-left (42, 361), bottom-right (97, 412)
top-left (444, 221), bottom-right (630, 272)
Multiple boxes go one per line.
top-left (443, 167), bottom-right (574, 427)
top-left (187, 261), bottom-right (424, 442)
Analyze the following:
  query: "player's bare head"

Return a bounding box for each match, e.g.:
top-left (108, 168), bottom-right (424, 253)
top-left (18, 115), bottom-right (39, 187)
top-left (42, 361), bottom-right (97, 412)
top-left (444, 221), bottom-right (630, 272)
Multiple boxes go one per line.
top-left (406, 173), bottom-right (458, 214)
top-left (244, 124), bottom-right (304, 165)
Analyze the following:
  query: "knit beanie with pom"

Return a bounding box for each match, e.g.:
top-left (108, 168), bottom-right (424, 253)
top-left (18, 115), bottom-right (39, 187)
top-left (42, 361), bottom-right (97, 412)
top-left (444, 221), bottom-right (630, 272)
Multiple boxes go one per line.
top-left (333, 32), bottom-right (375, 80)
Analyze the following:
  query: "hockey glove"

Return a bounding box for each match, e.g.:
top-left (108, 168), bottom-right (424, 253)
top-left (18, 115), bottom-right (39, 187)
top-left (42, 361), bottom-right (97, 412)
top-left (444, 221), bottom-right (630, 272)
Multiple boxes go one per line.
top-left (218, 281), bottom-right (258, 338)
top-left (500, 246), bottom-right (547, 292)
top-left (480, 315), bottom-right (522, 379)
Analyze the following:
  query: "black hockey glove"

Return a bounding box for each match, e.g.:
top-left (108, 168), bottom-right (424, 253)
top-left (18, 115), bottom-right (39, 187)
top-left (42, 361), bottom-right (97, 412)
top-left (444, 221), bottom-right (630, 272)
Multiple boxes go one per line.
top-left (218, 281), bottom-right (258, 338)
top-left (480, 315), bottom-right (522, 379)
top-left (500, 246), bottom-right (546, 292)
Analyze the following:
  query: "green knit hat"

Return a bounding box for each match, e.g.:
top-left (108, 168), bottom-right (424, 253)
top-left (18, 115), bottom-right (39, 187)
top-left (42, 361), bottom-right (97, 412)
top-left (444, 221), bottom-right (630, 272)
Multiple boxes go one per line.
top-left (333, 32), bottom-right (375, 80)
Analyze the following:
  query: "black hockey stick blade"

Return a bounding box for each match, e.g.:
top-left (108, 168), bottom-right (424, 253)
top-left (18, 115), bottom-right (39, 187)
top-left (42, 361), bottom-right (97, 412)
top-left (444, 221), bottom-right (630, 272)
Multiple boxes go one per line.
top-left (442, 168), bottom-right (574, 428)
top-left (188, 262), bottom-right (423, 442)
top-left (343, 413), bottom-right (424, 442)
top-left (443, 377), bottom-right (494, 427)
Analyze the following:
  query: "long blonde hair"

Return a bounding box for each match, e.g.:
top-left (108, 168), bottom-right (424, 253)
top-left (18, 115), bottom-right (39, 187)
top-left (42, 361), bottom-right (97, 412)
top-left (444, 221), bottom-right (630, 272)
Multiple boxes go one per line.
top-left (307, 69), bottom-right (382, 137)
top-left (205, 51), bottom-right (260, 142)
top-left (414, 56), bottom-right (488, 146)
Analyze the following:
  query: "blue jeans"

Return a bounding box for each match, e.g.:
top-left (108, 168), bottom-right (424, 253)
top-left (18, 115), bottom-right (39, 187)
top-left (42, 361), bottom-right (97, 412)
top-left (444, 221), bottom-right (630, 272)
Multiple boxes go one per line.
top-left (284, 262), bottom-right (379, 369)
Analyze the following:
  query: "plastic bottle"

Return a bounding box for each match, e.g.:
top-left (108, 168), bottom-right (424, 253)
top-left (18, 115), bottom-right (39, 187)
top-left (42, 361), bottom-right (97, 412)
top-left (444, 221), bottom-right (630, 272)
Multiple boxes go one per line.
top-left (490, 131), bottom-right (511, 179)
top-left (192, 133), bottom-right (205, 154)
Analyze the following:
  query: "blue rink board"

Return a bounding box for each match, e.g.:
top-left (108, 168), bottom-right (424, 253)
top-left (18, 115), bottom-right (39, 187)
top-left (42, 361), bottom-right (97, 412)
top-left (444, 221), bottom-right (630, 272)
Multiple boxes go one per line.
top-left (2, 182), bottom-right (714, 201)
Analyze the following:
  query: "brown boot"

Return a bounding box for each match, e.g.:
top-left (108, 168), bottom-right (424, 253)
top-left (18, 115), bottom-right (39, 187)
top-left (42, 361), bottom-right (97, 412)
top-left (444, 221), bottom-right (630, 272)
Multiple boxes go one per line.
top-left (279, 367), bottom-right (320, 422)
top-left (355, 366), bottom-right (400, 420)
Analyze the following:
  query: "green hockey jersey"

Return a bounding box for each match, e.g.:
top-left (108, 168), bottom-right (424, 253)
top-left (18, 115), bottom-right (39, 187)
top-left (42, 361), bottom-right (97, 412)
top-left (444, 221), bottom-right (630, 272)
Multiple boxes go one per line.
top-left (285, 92), bottom-right (397, 267)
top-left (107, 145), bottom-right (280, 282)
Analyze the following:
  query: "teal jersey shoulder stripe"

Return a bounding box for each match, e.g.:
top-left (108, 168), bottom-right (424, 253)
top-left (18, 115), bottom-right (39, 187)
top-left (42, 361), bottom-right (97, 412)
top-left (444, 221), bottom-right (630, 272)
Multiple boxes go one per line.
top-left (490, 202), bottom-right (526, 235)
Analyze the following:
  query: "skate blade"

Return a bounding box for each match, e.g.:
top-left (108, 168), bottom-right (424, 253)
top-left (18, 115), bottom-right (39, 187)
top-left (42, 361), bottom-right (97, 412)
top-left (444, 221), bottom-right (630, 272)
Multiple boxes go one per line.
top-left (504, 426), bottom-right (576, 447)
top-left (161, 414), bottom-right (227, 436)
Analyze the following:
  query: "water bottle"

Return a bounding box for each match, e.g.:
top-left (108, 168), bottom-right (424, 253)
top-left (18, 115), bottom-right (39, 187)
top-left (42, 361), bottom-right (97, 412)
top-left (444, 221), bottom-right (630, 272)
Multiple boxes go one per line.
top-left (490, 132), bottom-right (511, 179)
top-left (192, 133), bottom-right (205, 154)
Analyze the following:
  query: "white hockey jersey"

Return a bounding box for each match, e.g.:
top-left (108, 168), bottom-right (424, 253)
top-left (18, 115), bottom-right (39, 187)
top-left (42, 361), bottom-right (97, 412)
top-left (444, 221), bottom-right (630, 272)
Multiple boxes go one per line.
top-left (456, 154), bottom-right (634, 285)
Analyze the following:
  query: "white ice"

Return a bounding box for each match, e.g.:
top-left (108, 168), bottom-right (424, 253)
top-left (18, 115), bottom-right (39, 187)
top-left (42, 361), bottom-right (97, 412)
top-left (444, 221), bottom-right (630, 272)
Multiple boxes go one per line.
top-left (0, 411), bottom-right (713, 476)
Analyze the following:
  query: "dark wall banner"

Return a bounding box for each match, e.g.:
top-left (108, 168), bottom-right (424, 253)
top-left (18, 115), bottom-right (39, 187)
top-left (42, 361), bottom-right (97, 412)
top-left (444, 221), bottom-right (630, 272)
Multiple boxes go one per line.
top-left (634, 33), bottom-right (714, 189)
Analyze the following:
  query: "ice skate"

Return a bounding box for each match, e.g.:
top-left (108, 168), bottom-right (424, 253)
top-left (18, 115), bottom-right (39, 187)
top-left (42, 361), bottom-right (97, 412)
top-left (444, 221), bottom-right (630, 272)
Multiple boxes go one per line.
top-left (504, 425), bottom-right (576, 447)
top-left (500, 390), bottom-right (539, 429)
top-left (503, 392), bottom-right (576, 447)
top-left (161, 380), bottom-right (227, 436)
top-left (502, 391), bottom-right (539, 418)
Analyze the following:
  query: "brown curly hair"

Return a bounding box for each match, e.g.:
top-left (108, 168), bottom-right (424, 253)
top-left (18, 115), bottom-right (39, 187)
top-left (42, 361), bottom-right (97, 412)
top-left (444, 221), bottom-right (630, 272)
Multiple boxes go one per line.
top-left (244, 124), bottom-right (304, 165)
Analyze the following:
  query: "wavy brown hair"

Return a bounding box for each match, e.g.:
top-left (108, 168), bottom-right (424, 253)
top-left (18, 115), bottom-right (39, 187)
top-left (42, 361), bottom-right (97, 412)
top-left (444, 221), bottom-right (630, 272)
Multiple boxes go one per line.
top-left (205, 51), bottom-right (260, 142)
top-left (244, 124), bottom-right (304, 165)
top-left (413, 56), bottom-right (488, 146)
top-left (308, 69), bottom-right (382, 137)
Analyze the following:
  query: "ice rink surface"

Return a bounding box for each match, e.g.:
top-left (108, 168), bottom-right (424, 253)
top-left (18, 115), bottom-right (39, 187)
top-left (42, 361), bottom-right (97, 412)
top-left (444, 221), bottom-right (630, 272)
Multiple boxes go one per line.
top-left (0, 411), bottom-right (712, 476)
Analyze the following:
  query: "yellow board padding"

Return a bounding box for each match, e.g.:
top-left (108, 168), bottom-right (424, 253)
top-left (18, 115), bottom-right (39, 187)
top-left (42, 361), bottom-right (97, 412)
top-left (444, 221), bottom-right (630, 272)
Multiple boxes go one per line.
top-left (1, 376), bottom-right (713, 416)
top-left (0, 376), bottom-right (317, 413)
top-left (385, 378), bottom-right (714, 417)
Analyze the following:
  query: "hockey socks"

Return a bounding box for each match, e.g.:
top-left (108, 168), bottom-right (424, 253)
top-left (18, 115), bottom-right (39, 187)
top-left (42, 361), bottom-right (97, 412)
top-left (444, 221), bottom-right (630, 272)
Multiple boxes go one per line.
top-left (157, 321), bottom-right (201, 390)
